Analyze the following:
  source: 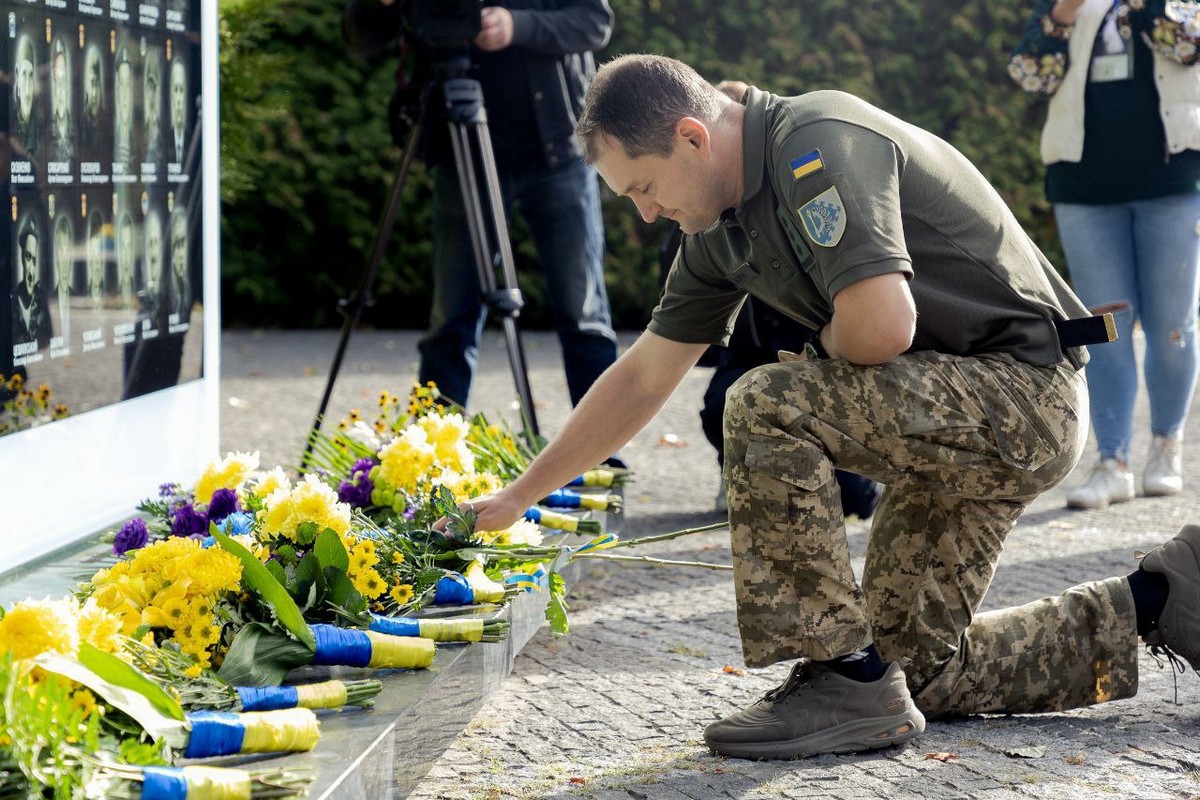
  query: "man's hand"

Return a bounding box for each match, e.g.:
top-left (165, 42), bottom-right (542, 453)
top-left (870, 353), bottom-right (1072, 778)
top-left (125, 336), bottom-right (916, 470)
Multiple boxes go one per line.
top-left (433, 488), bottom-right (528, 536)
top-left (474, 7), bottom-right (514, 51)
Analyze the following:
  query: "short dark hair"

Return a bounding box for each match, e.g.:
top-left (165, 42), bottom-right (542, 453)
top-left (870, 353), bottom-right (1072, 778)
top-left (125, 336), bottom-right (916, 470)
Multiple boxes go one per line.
top-left (576, 54), bottom-right (724, 163)
top-left (18, 217), bottom-right (38, 255)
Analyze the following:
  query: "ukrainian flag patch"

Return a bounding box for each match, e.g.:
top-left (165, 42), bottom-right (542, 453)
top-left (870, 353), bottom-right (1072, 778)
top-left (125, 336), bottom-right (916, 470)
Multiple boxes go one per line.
top-left (789, 149), bottom-right (824, 180)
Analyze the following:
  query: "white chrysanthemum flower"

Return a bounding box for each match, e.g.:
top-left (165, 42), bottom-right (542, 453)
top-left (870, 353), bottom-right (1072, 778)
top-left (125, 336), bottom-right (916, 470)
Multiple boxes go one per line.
top-left (251, 466), bottom-right (292, 498)
top-left (344, 420), bottom-right (383, 452)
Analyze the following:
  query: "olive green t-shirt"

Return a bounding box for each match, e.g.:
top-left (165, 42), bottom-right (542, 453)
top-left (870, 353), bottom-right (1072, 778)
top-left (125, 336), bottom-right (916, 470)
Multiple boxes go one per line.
top-left (648, 88), bottom-right (1091, 368)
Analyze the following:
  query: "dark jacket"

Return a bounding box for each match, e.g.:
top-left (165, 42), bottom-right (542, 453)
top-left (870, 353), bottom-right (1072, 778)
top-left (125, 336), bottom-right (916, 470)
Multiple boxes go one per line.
top-left (343, 0), bottom-right (612, 169)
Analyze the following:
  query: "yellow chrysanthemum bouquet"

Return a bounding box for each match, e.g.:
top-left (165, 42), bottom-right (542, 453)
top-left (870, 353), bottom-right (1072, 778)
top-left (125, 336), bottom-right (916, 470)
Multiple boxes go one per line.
top-left (0, 597), bottom-right (315, 797)
top-left (83, 537), bottom-right (242, 669)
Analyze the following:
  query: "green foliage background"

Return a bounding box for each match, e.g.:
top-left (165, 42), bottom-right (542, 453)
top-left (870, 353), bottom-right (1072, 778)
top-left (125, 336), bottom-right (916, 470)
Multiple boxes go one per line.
top-left (219, 0), bottom-right (1057, 330)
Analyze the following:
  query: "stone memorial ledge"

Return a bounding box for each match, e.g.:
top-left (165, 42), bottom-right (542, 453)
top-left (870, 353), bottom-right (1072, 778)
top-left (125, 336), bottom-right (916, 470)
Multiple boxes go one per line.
top-left (0, 502), bottom-right (620, 800)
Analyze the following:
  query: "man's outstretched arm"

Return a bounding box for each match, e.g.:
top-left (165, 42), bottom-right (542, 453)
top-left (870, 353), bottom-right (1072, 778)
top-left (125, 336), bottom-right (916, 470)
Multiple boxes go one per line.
top-left (466, 331), bottom-right (710, 531)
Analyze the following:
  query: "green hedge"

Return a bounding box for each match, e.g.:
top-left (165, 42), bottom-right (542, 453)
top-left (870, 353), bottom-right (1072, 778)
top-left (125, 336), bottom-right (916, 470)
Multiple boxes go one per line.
top-left (219, 0), bottom-right (1059, 330)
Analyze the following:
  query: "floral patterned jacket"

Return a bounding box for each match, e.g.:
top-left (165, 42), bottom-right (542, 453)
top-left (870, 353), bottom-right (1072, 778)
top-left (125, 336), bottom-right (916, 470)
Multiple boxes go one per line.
top-left (1009, 0), bottom-right (1200, 163)
top-left (1010, 0), bottom-right (1199, 93)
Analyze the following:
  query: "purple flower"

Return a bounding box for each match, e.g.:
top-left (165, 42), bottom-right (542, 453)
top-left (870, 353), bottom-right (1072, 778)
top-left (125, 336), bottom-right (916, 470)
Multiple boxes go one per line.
top-left (337, 458), bottom-right (377, 508)
top-left (207, 488), bottom-right (240, 523)
top-left (170, 503), bottom-right (208, 537)
top-left (158, 482), bottom-right (180, 498)
top-left (402, 506), bottom-right (416, 520)
top-left (113, 518), bottom-right (149, 556)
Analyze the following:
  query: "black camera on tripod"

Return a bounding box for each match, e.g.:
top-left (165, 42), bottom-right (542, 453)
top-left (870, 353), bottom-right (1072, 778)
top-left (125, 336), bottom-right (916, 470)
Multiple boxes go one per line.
top-left (383, 0), bottom-right (485, 149)
top-left (406, 0), bottom-right (482, 46)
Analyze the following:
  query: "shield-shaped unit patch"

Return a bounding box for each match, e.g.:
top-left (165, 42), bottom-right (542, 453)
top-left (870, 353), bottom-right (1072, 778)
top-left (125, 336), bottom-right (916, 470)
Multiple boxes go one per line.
top-left (797, 186), bottom-right (846, 247)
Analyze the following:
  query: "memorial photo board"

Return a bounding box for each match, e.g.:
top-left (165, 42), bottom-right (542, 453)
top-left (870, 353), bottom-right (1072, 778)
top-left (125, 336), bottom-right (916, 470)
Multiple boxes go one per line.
top-left (1, 0), bottom-right (218, 569)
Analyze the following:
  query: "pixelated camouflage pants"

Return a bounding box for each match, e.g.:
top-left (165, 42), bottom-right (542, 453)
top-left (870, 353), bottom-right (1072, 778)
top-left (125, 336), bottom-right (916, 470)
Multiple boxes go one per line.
top-left (723, 350), bottom-right (1139, 718)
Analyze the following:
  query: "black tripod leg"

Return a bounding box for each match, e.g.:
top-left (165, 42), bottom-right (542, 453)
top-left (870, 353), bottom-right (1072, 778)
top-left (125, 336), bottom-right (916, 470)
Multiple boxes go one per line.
top-left (443, 79), bottom-right (540, 441)
top-left (300, 118), bottom-right (425, 472)
top-left (472, 124), bottom-right (540, 441)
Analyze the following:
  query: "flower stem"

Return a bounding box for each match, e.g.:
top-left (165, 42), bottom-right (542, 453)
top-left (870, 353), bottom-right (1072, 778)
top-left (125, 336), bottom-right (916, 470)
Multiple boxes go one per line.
top-left (605, 521), bottom-right (728, 549)
top-left (571, 552), bottom-right (732, 570)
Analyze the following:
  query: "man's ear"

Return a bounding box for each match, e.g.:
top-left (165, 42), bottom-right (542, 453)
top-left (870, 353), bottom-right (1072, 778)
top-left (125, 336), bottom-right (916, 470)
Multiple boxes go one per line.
top-left (676, 117), bottom-right (711, 156)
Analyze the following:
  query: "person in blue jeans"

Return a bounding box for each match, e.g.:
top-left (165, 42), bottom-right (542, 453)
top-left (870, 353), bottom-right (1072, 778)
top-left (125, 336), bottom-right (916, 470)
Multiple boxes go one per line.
top-left (344, 0), bottom-right (620, 409)
top-left (1010, 0), bottom-right (1200, 509)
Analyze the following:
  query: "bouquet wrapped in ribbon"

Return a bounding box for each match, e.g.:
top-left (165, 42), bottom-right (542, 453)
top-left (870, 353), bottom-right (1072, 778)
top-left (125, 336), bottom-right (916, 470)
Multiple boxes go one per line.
top-left (178, 708), bottom-right (319, 758)
top-left (125, 637), bottom-right (384, 712)
top-left (428, 561), bottom-right (508, 607)
top-left (99, 764), bottom-right (311, 799)
top-left (522, 506), bottom-right (602, 535)
top-left (540, 488), bottom-right (622, 513)
top-left (0, 650), bottom-right (312, 799)
top-left (213, 531), bottom-right (439, 686)
top-left (565, 467), bottom-right (628, 489)
top-left (368, 614), bottom-right (507, 643)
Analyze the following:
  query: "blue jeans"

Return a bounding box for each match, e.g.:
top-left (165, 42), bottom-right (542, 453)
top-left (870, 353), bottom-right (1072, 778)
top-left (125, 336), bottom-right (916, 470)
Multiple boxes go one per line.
top-left (418, 157), bottom-right (618, 407)
top-left (1054, 193), bottom-right (1200, 463)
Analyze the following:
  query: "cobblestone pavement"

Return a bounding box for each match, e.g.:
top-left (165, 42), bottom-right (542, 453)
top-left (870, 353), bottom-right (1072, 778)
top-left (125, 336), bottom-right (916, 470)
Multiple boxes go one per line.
top-left (221, 328), bottom-right (1200, 800)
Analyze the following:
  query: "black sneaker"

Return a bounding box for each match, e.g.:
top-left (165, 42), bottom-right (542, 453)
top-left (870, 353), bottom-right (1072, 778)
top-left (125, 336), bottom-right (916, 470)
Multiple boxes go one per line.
top-left (1139, 524), bottom-right (1200, 670)
top-left (703, 660), bottom-right (925, 760)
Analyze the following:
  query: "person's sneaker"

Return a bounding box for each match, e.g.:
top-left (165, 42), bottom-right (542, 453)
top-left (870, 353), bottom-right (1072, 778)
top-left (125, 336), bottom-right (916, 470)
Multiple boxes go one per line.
top-left (703, 660), bottom-right (925, 760)
top-left (1066, 458), bottom-right (1135, 509)
top-left (1139, 524), bottom-right (1200, 670)
top-left (1144, 436), bottom-right (1183, 497)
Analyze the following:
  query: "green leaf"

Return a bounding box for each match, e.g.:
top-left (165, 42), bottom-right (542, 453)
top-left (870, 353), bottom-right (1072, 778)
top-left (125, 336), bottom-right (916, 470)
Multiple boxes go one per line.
top-left (34, 651), bottom-right (188, 748)
top-left (216, 621), bottom-right (314, 687)
top-left (314, 527), bottom-right (350, 572)
top-left (325, 568), bottom-right (362, 611)
top-left (546, 572), bottom-right (569, 638)
top-left (265, 558), bottom-right (287, 589)
top-left (293, 552), bottom-right (320, 607)
top-left (213, 530), bottom-right (315, 650)
top-left (435, 485), bottom-right (476, 545)
top-left (296, 552), bottom-right (320, 585)
top-left (76, 643), bottom-right (185, 721)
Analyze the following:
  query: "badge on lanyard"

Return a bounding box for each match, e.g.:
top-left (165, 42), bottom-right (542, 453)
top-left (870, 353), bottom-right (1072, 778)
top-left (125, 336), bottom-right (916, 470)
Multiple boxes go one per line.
top-left (1090, 0), bottom-right (1133, 83)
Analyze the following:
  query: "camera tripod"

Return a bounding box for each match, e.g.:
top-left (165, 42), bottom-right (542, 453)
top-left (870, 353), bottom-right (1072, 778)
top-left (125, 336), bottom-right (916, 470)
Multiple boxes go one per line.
top-left (302, 52), bottom-right (539, 471)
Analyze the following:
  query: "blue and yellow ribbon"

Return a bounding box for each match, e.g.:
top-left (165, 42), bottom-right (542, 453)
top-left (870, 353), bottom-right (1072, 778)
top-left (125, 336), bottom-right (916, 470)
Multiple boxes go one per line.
top-left (524, 507), bottom-right (582, 532)
top-left (142, 765), bottom-right (253, 799)
top-left (183, 709), bottom-right (319, 758)
top-left (541, 489), bottom-right (610, 510)
top-left (504, 563), bottom-right (548, 592)
top-left (309, 623), bottom-right (435, 669)
top-left (565, 468), bottom-right (616, 488)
